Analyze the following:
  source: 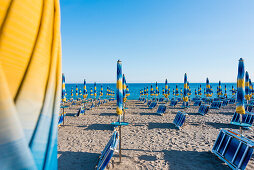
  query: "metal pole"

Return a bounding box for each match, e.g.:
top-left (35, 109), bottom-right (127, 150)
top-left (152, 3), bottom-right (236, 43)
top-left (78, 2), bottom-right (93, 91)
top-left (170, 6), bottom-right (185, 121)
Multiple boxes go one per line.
top-left (119, 125), bottom-right (122, 162)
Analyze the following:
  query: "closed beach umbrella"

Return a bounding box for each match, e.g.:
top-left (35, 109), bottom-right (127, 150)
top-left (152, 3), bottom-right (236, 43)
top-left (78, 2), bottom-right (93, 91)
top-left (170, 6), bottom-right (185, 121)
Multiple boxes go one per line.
top-left (76, 85), bottom-right (79, 97)
top-left (175, 85), bottom-right (179, 96)
top-left (150, 85), bottom-right (154, 97)
top-left (206, 78), bottom-right (211, 97)
top-left (123, 74), bottom-right (127, 102)
top-left (224, 85), bottom-right (227, 98)
top-left (156, 82), bottom-right (159, 96)
top-left (90, 87), bottom-right (94, 97)
top-left (245, 71), bottom-right (250, 102)
top-left (183, 73), bottom-right (188, 104)
top-left (71, 87), bottom-right (73, 98)
top-left (0, 1), bottom-right (61, 168)
top-left (249, 79), bottom-right (253, 98)
top-left (62, 74), bottom-right (66, 102)
top-left (236, 58), bottom-right (245, 115)
top-left (232, 86), bottom-right (236, 96)
top-left (116, 60), bottom-right (123, 118)
top-left (218, 81), bottom-right (222, 97)
top-left (195, 89), bottom-right (197, 96)
top-left (83, 79), bottom-right (88, 99)
top-left (126, 85), bottom-right (130, 97)
top-left (165, 79), bottom-right (169, 99)
top-left (100, 85), bottom-right (103, 97)
top-left (94, 82), bottom-right (97, 98)
top-left (198, 84), bottom-right (202, 96)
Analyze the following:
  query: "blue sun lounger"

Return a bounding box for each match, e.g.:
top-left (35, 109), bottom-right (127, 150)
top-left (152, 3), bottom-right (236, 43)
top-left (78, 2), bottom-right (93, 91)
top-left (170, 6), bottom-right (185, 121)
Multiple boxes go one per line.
top-left (173, 111), bottom-right (188, 129)
top-left (149, 102), bottom-right (157, 109)
top-left (170, 100), bottom-right (178, 107)
top-left (58, 112), bottom-right (64, 126)
top-left (222, 100), bottom-right (229, 106)
top-left (212, 129), bottom-right (254, 170)
top-left (231, 112), bottom-right (254, 128)
top-left (156, 104), bottom-right (167, 115)
top-left (198, 105), bottom-right (210, 116)
top-left (210, 101), bottom-right (223, 109)
top-left (245, 104), bottom-right (253, 112)
top-left (159, 98), bottom-right (164, 102)
top-left (75, 106), bottom-right (85, 117)
top-left (193, 100), bottom-right (202, 106)
top-left (147, 101), bottom-right (152, 107)
top-left (229, 98), bottom-right (236, 104)
top-left (97, 131), bottom-right (119, 170)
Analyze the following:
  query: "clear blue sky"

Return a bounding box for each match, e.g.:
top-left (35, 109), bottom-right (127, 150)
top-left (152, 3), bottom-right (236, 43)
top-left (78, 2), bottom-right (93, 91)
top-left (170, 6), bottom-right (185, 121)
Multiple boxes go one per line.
top-left (61, 0), bottom-right (254, 83)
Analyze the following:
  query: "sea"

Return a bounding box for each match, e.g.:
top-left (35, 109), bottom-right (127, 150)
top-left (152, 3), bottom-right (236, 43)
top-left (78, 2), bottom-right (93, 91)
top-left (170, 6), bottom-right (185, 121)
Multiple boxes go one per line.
top-left (65, 83), bottom-right (237, 100)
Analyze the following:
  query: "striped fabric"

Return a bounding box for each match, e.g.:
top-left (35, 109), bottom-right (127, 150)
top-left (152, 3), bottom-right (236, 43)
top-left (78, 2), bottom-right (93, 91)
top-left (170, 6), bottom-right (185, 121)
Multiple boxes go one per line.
top-left (116, 60), bottom-right (123, 116)
top-left (0, 0), bottom-right (61, 169)
top-left (122, 74), bottom-right (126, 102)
top-left (164, 79), bottom-right (168, 98)
top-left (94, 82), bottom-right (97, 98)
top-left (236, 58), bottom-right (245, 115)
top-left (83, 79), bottom-right (87, 99)
top-left (62, 74), bottom-right (66, 102)
top-left (245, 71), bottom-right (250, 101)
top-left (183, 73), bottom-right (188, 102)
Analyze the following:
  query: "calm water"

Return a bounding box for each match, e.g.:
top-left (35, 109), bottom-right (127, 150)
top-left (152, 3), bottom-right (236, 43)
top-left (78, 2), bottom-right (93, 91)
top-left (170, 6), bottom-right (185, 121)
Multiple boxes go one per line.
top-left (65, 83), bottom-right (236, 100)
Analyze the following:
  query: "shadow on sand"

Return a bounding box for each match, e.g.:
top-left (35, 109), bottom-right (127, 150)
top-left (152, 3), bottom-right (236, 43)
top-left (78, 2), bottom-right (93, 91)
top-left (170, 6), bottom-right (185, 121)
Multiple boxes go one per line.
top-left (85, 124), bottom-right (114, 131)
top-left (58, 151), bottom-right (100, 170)
top-left (148, 123), bottom-right (178, 130)
top-left (205, 122), bottom-right (241, 130)
top-left (99, 113), bottom-right (117, 116)
top-left (138, 155), bottom-right (157, 161)
top-left (162, 150), bottom-right (230, 170)
top-left (140, 112), bottom-right (159, 116)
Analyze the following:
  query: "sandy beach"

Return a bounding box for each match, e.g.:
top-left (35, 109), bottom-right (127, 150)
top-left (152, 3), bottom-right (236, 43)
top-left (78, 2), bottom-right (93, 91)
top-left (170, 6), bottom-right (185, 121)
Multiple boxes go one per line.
top-left (58, 100), bottom-right (254, 170)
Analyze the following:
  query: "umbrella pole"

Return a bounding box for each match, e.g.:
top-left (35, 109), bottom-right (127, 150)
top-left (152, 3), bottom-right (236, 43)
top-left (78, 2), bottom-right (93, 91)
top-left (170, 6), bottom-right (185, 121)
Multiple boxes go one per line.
top-left (63, 107), bottom-right (65, 126)
top-left (119, 125), bottom-right (122, 162)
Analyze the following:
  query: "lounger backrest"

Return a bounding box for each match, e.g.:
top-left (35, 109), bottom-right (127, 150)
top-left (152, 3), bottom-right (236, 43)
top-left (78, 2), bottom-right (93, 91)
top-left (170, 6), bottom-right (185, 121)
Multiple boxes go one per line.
top-left (212, 129), bottom-right (254, 170)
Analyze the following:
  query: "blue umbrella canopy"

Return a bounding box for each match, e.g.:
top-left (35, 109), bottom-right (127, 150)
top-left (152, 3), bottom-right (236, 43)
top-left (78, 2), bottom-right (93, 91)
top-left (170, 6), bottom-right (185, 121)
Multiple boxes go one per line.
top-left (83, 79), bottom-right (88, 99)
top-left (123, 74), bottom-right (127, 102)
top-left (116, 60), bottom-right (123, 116)
top-left (62, 74), bottom-right (66, 102)
top-left (94, 82), bottom-right (97, 98)
top-left (224, 85), bottom-right (227, 98)
top-left (245, 71), bottom-right (250, 101)
top-left (183, 73), bottom-right (188, 102)
top-left (164, 79), bottom-right (169, 98)
top-left (236, 58), bottom-right (245, 115)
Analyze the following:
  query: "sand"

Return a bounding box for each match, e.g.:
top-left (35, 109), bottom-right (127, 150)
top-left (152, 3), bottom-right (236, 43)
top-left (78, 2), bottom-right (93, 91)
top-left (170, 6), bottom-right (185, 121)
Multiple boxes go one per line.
top-left (58, 100), bottom-right (254, 170)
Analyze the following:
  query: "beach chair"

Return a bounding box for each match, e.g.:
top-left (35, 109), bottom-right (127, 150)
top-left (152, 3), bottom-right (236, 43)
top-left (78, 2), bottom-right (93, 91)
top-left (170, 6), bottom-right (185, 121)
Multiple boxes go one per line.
top-left (245, 104), bottom-right (253, 112)
top-left (96, 130), bottom-right (119, 170)
top-left (231, 112), bottom-right (254, 128)
top-left (229, 98), bottom-right (236, 104)
top-left (149, 102), bottom-right (157, 109)
top-left (156, 104), bottom-right (167, 115)
top-left (58, 112), bottom-right (64, 126)
top-left (181, 102), bottom-right (189, 108)
top-left (159, 98), bottom-right (164, 102)
top-left (222, 100), bottom-right (229, 106)
top-left (210, 101), bottom-right (223, 109)
top-left (147, 101), bottom-right (152, 107)
top-left (173, 111), bottom-right (188, 129)
top-left (170, 100), bottom-right (178, 107)
top-left (193, 100), bottom-right (202, 106)
top-left (212, 129), bottom-right (254, 170)
top-left (198, 105), bottom-right (210, 116)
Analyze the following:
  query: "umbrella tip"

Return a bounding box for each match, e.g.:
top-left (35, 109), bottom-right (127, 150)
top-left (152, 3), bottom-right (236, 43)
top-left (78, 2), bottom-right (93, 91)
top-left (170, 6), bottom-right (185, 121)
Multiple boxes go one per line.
top-left (239, 58), bottom-right (244, 61)
top-left (117, 60), bottom-right (122, 63)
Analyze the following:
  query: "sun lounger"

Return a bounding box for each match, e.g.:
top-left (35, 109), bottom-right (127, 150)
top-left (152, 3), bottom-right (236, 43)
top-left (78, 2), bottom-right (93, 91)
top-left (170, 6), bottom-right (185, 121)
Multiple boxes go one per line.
top-left (193, 100), bottom-right (202, 106)
top-left (210, 101), bottom-right (223, 109)
top-left (222, 100), bottom-right (229, 106)
top-left (173, 111), bottom-right (188, 129)
top-left (156, 104), bottom-right (167, 115)
top-left (212, 129), bottom-right (254, 170)
top-left (170, 100), bottom-right (178, 107)
top-left (231, 112), bottom-right (254, 128)
top-left (96, 131), bottom-right (119, 170)
top-left (245, 104), bottom-right (253, 112)
top-left (198, 105), bottom-right (210, 115)
top-left (229, 98), bottom-right (236, 104)
top-left (149, 102), bottom-right (157, 109)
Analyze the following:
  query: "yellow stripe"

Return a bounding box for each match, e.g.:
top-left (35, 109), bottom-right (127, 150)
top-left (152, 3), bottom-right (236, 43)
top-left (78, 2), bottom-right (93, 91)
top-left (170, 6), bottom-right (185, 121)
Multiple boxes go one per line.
top-left (237, 79), bottom-right (244, 88)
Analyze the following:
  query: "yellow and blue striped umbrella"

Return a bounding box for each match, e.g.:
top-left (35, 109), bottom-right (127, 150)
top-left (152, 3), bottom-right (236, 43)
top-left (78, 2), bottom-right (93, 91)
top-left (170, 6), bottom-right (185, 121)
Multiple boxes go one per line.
top-left (155, 82), bottom-right (159, 96)
top-left (245, 71), bottom-right (250, 101)
top-left (79, 88), bottom-right (82, 97)
top-left (164, 79), bottom-right (168, 98)
top-left (94, 82), bottom-right (97, 98)
top-left (195, 89), bottom-right (197, 96)
top-left (224, 85), bottom-right (227, 98)
top-left (123, 74), bottom-right (127, 102)
top-left (232, 86), bottom-right (236, 96)
top-left (62, 74), bottom-right (66, 102)
top-left (206, 78), bottom-right (212, 97)
top-left (250, 79), bottom-right (253, 98)
top-left (71, 87), bottom-right (73, 97)
top-left (76, 85), bottom-right (79, 97)
top-left (218, 81), bottom-right (222, 97)
top-left (198, 84), bottom-right (202, 96)
top-left (116, 60), bottom-right (123, 116)
top-left (236, 58), bottom-right (245, 115)
top-left (183, 73), bottom-right (188, 102)
top-left (175, 85), bottom-right (179, 96)
top-left (83, 79), bottom-right (88, 99)
top-left (0, 0), bottom-right (61, 169)
top-left (90, 87), bottom-right (94, 97)
top-left (100, 85), bottom-right (103, 97)
top-left (150, 85), bottom-right (154, 97)
top-left (126, 85), bottom-right (130, 97)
